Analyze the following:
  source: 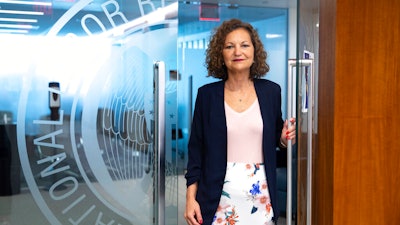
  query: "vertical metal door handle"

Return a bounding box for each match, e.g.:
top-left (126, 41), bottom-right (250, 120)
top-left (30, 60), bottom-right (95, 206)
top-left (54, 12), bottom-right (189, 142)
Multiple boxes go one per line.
top-left (154, 61), bottom-right (166, 225)
top-left (287, 59), bottom-right (313, 225)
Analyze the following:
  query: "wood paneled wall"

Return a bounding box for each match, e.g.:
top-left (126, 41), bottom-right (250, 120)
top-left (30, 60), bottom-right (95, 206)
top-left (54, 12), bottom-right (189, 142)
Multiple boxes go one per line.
top-left (316, 0), bottom-right (400, 224)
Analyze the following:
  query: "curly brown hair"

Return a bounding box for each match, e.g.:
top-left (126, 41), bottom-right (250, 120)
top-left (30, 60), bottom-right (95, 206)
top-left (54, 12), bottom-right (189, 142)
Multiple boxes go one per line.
top-left (205, 18), bottom-right (270, 80)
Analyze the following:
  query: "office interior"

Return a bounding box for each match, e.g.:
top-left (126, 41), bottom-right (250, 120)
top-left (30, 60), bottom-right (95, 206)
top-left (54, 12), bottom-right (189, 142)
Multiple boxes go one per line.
top-left (2, 0), bottom-right (398, 225)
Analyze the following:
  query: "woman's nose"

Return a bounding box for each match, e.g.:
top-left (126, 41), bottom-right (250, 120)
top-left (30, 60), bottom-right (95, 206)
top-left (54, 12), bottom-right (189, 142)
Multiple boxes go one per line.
top-left (233, 46), bottom-right (241, 55)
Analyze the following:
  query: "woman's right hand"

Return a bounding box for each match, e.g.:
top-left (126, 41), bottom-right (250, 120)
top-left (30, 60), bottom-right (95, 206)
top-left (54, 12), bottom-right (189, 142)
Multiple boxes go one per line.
top-left (184, 182), bottom-right (203, 225)
top-left (184, 198), bottom-right (203, 225)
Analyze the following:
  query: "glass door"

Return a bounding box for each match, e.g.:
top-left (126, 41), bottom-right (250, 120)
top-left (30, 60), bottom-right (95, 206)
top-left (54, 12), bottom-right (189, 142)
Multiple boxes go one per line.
top-left (0, 1), bottom-right (179, 224)
top-left (295, 1), bottom-right (319, 225)
top-left (177, 1), bottom-right (294, 225)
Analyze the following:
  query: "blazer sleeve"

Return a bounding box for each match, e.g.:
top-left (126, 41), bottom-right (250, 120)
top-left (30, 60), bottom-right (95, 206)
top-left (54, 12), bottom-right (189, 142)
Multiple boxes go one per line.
top-left (185, 87), bottom-right (204, 187)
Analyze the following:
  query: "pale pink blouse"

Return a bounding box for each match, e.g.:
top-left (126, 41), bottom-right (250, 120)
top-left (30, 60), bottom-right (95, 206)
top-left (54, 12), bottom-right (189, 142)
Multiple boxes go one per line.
top-left (224, 98), bottom-right (263, 163)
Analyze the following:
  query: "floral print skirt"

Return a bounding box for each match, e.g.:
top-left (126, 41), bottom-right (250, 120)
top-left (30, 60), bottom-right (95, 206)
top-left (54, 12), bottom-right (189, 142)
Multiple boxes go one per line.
top-left (212, 162), bottom-right (274, 225)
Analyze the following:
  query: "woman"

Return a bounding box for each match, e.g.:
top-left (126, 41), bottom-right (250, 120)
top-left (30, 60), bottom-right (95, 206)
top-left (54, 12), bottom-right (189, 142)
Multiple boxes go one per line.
top-left (184, 19), bottom-right (296, 225)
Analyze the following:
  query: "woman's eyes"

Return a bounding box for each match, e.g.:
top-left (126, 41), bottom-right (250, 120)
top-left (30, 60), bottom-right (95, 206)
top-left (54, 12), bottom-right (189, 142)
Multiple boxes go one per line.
top-left (225, 44), bottom-right (250, 49)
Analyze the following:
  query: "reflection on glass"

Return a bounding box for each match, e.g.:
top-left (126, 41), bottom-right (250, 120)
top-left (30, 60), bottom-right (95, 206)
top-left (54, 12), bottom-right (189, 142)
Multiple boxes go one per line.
top-left (0, 1), bottom-right (178, 224)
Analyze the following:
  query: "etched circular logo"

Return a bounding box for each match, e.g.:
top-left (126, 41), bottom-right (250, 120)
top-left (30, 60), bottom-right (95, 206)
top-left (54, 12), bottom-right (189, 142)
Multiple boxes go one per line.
top-left (16, 0), bottom-right (170, 224)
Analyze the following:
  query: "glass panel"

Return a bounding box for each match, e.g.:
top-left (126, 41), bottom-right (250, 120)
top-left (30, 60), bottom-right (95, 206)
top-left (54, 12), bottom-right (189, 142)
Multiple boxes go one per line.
top-left (177, 2), bottom-right (292, 225)
top-left (0, 1), bottom-right (178, 225)
top-left (296, 0), bottom-right (319, 224)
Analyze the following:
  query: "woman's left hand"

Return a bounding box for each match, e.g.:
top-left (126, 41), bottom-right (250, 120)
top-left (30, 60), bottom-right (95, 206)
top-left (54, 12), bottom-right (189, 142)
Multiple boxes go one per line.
top-left (280, 118), bottom-right (296, 147)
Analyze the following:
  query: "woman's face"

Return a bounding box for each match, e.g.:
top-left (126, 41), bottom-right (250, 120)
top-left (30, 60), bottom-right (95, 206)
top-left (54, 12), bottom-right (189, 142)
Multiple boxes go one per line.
top-left (222, 28), bottom-right (254, 75)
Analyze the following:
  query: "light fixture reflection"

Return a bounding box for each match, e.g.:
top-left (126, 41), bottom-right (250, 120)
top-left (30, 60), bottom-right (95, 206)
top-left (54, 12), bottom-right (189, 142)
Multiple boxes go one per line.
top-left (266, 34), bottom-right (283, 39)
top-left (0, 18), bottom-right (38, 23)
top-left (0, 35), bottom-right (112, 96)
top-left (0, 0), bottom-right (52, 6)
top-left (0, 9), bottom-right (44, 15)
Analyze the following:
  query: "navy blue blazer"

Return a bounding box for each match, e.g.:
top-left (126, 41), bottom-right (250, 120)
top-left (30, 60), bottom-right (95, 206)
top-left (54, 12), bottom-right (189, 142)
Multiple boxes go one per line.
top-left (185, 78), bottom-right (284, 224)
